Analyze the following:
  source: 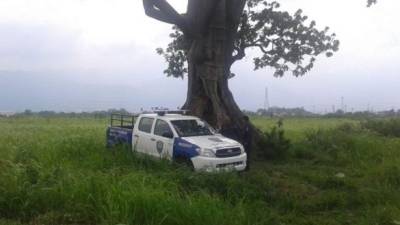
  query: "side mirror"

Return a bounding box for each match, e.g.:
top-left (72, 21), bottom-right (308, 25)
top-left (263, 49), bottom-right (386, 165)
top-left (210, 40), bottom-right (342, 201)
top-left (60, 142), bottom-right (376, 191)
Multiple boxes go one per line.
top-left (162, 131), bottom-right (174, 139)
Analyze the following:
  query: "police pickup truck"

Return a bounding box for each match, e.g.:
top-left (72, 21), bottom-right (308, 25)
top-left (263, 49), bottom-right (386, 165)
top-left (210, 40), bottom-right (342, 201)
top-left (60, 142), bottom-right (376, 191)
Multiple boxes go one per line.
top-left (106, 111), bottom-right (247, 172)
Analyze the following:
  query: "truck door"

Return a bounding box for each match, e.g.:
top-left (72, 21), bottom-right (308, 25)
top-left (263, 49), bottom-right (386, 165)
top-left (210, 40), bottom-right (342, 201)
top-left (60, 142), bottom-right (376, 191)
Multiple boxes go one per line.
top-left (152, 119), bottom-right (175, 159)
top-left (135, 117), bottom-right (155, 155)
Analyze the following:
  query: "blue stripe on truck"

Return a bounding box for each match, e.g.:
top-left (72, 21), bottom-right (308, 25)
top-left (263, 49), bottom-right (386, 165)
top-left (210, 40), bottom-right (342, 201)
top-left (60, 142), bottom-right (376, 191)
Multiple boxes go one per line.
top-left (106, 127), bottom-right (133, 148)
top-left (173, 138), bottom-right (199, 159)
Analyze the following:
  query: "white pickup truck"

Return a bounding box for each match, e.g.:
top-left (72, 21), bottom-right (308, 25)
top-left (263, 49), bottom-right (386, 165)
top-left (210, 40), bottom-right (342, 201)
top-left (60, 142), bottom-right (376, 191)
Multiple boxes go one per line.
top-left (106, 111), bottom-right (247, 172)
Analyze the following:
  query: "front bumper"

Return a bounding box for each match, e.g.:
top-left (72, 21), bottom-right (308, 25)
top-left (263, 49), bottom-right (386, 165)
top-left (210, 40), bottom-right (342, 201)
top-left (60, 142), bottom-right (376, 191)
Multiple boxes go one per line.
top-left (191, 153), bottom-right (247, 172)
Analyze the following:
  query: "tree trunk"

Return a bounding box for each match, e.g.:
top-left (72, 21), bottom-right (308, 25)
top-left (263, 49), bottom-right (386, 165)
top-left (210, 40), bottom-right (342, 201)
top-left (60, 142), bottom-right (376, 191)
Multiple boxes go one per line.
top-left (182, 0), bottom-right (255, 144)
top-left (183, 55), bottom-right (245, 131)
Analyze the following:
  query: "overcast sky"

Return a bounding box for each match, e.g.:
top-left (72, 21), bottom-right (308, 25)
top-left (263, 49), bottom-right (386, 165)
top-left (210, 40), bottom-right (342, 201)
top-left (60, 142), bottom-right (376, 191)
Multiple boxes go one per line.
top-left (0, 0), bottom-right (399, 113)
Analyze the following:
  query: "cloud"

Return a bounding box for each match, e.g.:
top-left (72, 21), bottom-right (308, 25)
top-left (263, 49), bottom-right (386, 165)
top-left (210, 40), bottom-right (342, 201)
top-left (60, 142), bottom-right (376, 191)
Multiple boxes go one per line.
top-left (0, 0), bottom-right (399, 112)
top-left (0, 70), bottom-right (187, 112)
top-left (0, 23), bottom-right (81, 71)
top-left (0, 21), bottom-right (168, 76)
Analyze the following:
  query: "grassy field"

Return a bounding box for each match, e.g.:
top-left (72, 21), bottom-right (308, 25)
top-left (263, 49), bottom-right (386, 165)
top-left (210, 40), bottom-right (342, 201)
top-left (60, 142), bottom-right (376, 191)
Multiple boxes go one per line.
top-left (1, 116), bottom-right (400, 225)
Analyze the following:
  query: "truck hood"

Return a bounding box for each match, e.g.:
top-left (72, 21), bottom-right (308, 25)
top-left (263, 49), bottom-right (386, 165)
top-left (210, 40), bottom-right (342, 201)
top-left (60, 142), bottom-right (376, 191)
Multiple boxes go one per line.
top-left (182, 135), bottom-right (242, 151)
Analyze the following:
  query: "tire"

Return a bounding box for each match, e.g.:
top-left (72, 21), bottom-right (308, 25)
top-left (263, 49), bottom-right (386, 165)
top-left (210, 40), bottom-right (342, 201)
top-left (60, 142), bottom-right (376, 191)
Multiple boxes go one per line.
top-left (174, 156), bottom-right (194, 171)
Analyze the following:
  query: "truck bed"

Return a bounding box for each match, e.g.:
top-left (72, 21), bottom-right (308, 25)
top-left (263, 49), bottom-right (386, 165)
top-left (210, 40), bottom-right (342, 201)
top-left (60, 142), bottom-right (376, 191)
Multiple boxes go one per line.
top-left (106, 114), bottom-right (135, 148)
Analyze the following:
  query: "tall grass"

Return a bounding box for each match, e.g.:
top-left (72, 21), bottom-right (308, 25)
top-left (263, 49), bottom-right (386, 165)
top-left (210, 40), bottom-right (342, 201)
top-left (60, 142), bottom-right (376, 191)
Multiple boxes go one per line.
top-left (1, 117), bottom-right (400, 225)
top-left (362, 118), bottom-right (400, 137)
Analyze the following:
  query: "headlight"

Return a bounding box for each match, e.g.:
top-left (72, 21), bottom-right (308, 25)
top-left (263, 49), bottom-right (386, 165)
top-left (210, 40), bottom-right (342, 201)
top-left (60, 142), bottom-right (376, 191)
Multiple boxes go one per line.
top-left (196, 148), bottom-right (215, 158)
top-left (240, 146), bottom-right (245, 154)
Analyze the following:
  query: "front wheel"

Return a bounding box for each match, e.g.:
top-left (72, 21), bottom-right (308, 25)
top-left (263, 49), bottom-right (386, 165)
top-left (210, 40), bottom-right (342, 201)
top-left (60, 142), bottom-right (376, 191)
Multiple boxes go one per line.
top-left (174, 157), bottom-right (194, 171)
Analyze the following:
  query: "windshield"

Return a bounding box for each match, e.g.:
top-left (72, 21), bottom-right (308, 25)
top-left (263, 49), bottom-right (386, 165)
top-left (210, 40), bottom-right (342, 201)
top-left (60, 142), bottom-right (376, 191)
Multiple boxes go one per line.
top-left (171, 119), bottom-right (214, 137)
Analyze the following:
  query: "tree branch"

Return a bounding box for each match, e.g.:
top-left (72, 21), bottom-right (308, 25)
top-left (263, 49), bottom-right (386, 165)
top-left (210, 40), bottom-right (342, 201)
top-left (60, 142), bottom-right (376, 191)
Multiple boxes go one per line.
top-left (252, 43), bottom-right (270, 54)
top-left (230, 46), bottom-right (246, 65)
top-left (143, 0), bottom-right (188, 31)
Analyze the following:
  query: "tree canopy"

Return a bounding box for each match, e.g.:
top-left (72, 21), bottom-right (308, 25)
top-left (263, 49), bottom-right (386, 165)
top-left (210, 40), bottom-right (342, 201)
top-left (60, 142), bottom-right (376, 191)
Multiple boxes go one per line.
top-left (156, 0), bottom-right (340, 79)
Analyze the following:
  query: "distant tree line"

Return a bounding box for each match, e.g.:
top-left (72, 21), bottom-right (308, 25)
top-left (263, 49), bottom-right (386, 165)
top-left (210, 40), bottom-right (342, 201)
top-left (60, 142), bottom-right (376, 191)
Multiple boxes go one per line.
top-left (324, 109), bottom-right (400, 119)
top-left (243, 107), bottom-right (400, 119)
top-left (244, 107), bottom-right (316, 118)
top-left (4, 108), bottom-right (133, 118)
top-left (2, 107), bottom-right (398, 119)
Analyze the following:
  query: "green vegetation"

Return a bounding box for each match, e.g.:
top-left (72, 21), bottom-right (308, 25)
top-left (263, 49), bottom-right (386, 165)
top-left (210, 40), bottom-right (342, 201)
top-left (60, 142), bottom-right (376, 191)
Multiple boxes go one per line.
top-left (362, 118), bottom-right (400, 138)
top-left (256, 120), bottom-right (291, 160)
top-left (1, 116), bottom-right (400, 225)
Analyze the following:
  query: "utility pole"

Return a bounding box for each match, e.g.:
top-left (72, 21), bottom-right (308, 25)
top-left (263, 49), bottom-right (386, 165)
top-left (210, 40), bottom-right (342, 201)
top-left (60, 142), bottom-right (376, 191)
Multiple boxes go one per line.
top-left (341, 97), bottom-right (344, 111)
top-left (264, 87), bottom-right (270, 111)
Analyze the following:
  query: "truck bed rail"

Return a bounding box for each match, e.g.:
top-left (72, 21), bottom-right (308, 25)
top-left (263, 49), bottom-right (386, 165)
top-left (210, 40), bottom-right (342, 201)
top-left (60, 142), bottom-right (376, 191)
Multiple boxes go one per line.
top-left (110, 114), bottom-right (135, 129)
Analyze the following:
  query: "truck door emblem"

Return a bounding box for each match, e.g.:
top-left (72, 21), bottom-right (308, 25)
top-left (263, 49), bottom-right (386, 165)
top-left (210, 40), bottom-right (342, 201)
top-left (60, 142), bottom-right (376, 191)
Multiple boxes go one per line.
top-left (156, 141), bottom-right (164, 154)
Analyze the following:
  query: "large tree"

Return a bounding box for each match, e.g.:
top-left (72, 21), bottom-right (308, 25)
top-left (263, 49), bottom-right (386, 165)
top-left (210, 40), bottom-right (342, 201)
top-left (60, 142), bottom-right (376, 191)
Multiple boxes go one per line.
top-left (143, 0), bottom-right (339, 143)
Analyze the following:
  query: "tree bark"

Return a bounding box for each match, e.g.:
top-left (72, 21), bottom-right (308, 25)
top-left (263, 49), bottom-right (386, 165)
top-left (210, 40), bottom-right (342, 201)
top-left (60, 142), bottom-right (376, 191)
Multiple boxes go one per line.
top-left (181, 0), bottom-right (255, 143)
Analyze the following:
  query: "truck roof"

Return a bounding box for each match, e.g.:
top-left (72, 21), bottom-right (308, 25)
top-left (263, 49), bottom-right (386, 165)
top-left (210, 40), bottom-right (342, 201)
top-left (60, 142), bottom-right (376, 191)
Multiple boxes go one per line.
top-left (139, 113), bottom-right (200, 121)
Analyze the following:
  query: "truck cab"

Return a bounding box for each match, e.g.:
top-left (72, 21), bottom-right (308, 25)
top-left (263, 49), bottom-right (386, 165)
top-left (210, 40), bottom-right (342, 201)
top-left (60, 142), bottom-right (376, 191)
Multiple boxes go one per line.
top-left (107, 112), bottom-right (247, 172)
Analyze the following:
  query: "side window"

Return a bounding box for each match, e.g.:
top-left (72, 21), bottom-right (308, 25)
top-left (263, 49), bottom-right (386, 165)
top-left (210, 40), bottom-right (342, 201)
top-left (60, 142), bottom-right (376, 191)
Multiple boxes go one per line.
top-left (138, 117), bottom-right (154, 133)
top-left (154, 120), bottom-right (173, 138)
